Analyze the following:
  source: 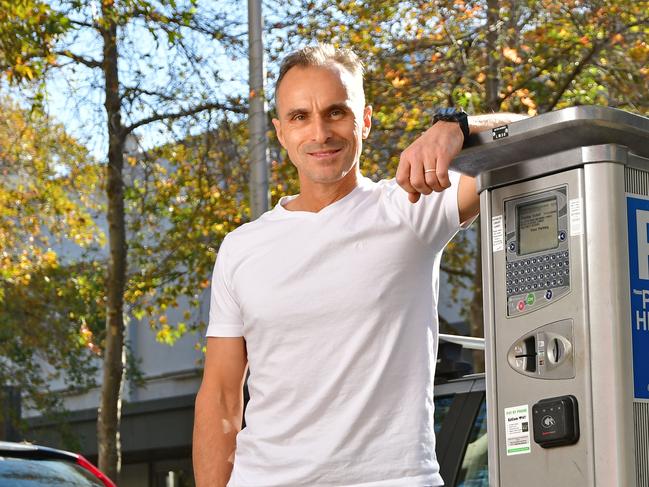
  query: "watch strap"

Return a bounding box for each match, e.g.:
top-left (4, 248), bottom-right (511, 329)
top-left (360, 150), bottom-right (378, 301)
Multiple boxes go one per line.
top-left (433, 107), bottom-right (470, 144)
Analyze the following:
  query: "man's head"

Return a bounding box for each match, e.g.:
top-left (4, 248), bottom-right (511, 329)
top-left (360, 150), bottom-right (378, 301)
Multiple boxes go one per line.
top-left (272, 44), bottom-right (372, 188)
top-left (274, 44), bottom-right (365, 111)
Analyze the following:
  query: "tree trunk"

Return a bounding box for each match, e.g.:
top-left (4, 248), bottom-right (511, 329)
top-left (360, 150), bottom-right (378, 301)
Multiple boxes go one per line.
top-left (485, 0), bottom-right (501, 112)
top-left (97, 0), bottom-right (126, 481)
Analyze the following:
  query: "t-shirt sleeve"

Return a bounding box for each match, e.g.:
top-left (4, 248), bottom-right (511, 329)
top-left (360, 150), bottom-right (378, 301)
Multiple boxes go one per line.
top-left (383, 170), bottom-right (464, 252)
top-left (206, 237), bottom-right (244, 337)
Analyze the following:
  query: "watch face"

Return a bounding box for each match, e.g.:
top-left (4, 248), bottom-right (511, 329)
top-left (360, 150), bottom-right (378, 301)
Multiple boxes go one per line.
top-left (435, 107), bottom-right (465, 121)
top-left (438, 107), bottom-right (458, 118)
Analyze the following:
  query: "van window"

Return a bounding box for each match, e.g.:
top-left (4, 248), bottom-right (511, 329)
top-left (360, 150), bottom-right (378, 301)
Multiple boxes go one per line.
top-left (433, 395), bottom-right (455, 435)
top-left (0, 458), bottom-right (105, 486)
top-left (456, 398), bottom-right (488, 486)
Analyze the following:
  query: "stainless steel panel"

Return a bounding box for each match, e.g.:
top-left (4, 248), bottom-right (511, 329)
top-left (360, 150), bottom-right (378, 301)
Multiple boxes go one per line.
top-left (451, 106), bottom-right (649, 178)
top-left (475, 144), bottom-right (628, 193)
top-left (626, 166), bottom-right (649, 195)
top-left (583, 163), bottom-right (636, 486)
top-left (635, 402), bottom-right (649, 487)
top-left (487, 168), bottom-right (595, 486)
top-left (480, 190), bottom-right (500, 487)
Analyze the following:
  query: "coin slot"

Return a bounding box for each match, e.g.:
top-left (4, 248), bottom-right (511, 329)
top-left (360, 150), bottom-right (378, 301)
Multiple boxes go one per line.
top-left (552, 338), bottom-right (561, 362)
top-left (547, 335), bottom-right (569, 365)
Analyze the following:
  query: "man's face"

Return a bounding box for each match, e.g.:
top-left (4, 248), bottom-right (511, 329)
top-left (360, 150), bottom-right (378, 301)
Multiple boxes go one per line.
top-left (272, 64), bottom-right (372, 187)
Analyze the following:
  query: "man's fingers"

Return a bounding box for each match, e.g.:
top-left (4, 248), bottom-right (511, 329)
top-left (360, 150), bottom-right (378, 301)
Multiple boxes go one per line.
top-left (424, 166), bottom-right (442, 193)
top-left (397, 152), bottom-right (429, 204)
top-left (434, 153), bottom-right (452, 190)
top-left (408, 192), bottom-right (420, 203)
top-left (410, 160), bottom-right (433, 195)
top-left (436, 169), bottom-right (451, 190)
top-left (398, 119), bottom-right (464, 199)
top-left (396, 153), bottom-right (417, 195)
top-left (398, 136), bottom-right (457, 203)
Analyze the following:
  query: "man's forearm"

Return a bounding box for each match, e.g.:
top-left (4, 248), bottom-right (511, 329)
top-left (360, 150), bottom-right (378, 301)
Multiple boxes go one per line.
top-left (193, 388), bottom-right (243, 487)
top-left (468, 112), bottom-right (529, 133)
top-left (396, 110), bottom-right (530, 204)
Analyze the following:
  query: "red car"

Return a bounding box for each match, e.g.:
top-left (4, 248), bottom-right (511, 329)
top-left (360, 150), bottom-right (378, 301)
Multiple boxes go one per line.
top-left (0, 441), bottom-right (116, 486)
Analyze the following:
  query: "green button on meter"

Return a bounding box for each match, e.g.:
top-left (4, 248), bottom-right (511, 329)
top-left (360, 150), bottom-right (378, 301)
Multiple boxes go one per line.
top-left (526, 293), bottom-right (535, 305)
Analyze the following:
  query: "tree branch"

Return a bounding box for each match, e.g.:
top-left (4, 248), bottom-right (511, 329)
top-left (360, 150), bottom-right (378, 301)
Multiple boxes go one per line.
top-left (68, 19), bottom-right (96, 29)
top-left (121, 85), bottom-right (178, 103)
top-left (545, 17), bottom-right (649, 112)
top-left (123, 101), bottom-right (247, 135)
top-left (55, 50), bottom-right (102, 69)
top-left (440, 265), bottom-right (475, 280)
top-left (544, 43), bottom-right (601, 112)
top-left (498, 47), bottom-right (574, 105)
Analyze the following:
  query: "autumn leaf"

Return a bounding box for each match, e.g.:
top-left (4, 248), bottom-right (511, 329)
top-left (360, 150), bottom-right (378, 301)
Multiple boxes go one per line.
top-left (503, 46), bottom-right (523, 64)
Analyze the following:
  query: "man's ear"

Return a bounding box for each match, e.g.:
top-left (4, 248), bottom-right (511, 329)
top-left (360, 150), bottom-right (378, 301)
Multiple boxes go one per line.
top-left (272, 118), bottom-right (285, 148)
top-left (362, 105), bottom-right (372, 139)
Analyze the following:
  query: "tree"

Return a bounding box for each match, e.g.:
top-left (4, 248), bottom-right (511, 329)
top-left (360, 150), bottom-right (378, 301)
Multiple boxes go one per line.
top-left (0, 97), bottom-right (104, 427)
top-left (1, 0), bottom-right (248, 478)
top-left (123, 118), bottom-right (250, 340)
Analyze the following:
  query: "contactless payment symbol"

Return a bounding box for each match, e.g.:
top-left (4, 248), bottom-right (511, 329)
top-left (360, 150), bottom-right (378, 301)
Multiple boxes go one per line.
top-left (541, 415), bottom-right (556, 428)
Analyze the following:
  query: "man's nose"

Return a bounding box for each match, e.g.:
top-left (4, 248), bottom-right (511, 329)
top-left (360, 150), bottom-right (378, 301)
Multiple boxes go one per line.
top-left (311, 116), bottom-right (332, 143)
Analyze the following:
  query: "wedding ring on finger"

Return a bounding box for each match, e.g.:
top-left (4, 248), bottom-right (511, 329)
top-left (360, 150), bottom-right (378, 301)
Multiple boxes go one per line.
top-left (424, 169), bottom-right (435, 174)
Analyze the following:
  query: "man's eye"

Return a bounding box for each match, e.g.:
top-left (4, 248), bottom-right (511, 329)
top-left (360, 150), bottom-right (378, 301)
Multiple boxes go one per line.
top-left (331, 110), bottom-right (344, 118)
top-left (292, 114), bottom-right (306, 121)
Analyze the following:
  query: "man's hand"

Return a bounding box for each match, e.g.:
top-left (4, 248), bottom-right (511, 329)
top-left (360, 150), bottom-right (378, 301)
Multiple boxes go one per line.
top-left (396, 121), bottom-right (464, 203)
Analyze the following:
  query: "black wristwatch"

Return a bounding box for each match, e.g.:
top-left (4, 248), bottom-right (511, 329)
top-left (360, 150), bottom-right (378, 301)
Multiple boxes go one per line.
top-left (432, 107), bottom-right (470, 144)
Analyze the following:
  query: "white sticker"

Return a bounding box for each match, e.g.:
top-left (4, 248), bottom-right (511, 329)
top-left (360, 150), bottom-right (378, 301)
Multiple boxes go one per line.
top-left (504, 404), bottom-right (531, 456)
top-left (569, 198), bottom-right (583, 236)
top-left (492, 215), bottom-right (504, 252)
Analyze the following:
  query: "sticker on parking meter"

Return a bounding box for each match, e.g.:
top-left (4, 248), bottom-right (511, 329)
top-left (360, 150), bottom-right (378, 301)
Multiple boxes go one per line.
top-left (626, 195), bottom-right (649, 400)
top-left (504, 405), bottom-right (531, 455)
top-left (569, 198), bottom-right (583, 236)
top-left (492, 215), bottom-right (504, 252)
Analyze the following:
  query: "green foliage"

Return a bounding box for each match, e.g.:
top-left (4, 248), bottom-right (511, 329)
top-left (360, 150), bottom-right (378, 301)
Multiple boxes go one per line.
top-left (0, 98), bottom-right (103, 295)
top-left (1, 0), bottom-right (247, 351)
top-left (0, 99), bottom-right (104, 420)
top-left (123, 119), bottom-right (250, 340)
top-left (0, 0), bottom-right (70, 83)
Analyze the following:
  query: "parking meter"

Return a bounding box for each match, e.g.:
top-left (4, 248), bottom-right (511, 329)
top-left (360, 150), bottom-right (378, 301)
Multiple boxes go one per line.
top-left (451, 106), bottom-right (649, 486)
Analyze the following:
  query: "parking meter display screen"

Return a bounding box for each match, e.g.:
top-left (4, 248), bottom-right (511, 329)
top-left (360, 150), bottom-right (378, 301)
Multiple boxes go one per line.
top-left (517, 198), bottom-right (558, 255)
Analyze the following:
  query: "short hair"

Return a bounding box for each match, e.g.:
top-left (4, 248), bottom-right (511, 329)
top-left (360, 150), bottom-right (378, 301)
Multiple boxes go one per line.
top-left (274, 43), bottom-right (365, 107)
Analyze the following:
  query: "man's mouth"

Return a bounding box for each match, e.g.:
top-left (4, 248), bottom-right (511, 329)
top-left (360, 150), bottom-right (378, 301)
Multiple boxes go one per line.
top-left (307, 148), bottom-right (342, 159)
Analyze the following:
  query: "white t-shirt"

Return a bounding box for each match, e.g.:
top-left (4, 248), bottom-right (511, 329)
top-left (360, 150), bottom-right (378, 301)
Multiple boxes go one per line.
top-left (207, 172), bottom-right (463, 487)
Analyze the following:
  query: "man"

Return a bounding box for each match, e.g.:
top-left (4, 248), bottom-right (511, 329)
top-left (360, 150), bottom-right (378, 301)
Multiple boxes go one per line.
top-left (193, 44), bottom-right (525, 487)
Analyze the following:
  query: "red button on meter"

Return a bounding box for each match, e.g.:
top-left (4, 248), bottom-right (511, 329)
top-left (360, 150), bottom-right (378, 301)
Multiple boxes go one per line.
top-left (517, 300), bottom-right (525, 311)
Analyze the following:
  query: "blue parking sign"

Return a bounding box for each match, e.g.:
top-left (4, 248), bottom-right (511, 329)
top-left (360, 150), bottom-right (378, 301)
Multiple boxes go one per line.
top-left (627, 195), bottom-right (649, 400)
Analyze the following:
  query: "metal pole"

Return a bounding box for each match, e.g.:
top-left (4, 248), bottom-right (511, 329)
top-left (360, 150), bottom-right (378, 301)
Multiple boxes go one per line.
top-left (248, 0), bottom-right (270, 220)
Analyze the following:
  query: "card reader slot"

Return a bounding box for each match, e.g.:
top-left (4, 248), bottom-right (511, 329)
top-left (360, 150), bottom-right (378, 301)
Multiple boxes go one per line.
top-left (513, 336), bottom-right (537, 372)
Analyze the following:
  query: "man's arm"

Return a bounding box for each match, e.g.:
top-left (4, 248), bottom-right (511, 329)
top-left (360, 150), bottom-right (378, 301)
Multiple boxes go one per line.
top-left (193, 336), bottom-right (248, 487)
top-left (396, 113), bottom-right (528, 222)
